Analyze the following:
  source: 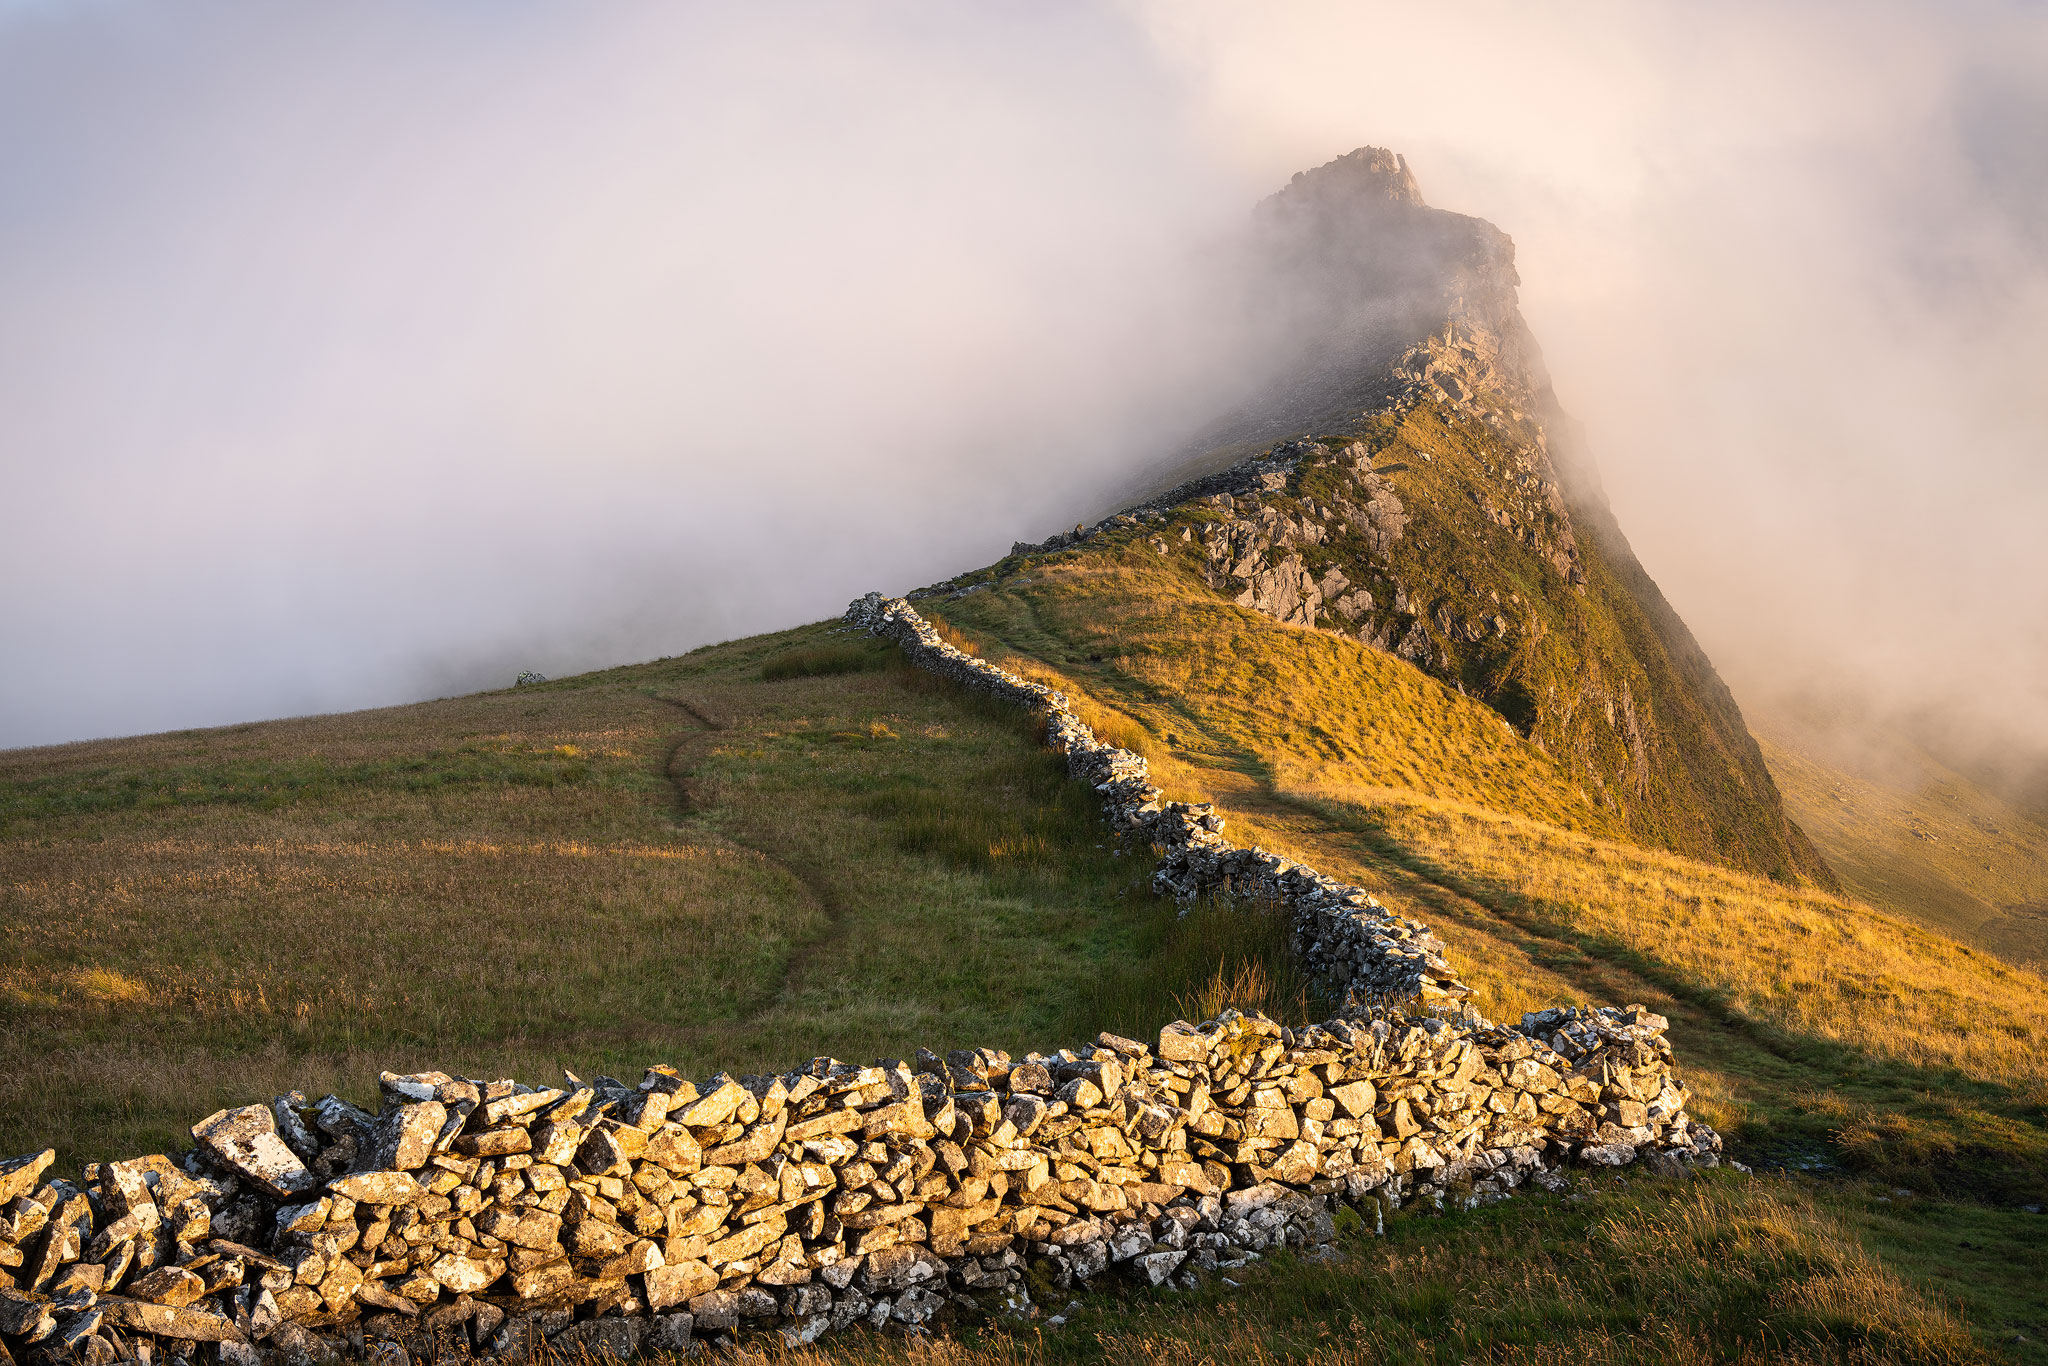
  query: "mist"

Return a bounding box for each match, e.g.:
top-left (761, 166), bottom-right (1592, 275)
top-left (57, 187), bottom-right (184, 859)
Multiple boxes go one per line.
top-left (4, 3), bottom-right (2045, 771)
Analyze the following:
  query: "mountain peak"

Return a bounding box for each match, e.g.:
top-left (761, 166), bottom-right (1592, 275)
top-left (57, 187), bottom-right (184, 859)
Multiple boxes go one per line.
top-left (1268, 145), bottom-right (1427, 213)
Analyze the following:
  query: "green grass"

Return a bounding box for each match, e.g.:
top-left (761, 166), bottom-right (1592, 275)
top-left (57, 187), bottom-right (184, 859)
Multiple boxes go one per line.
top-left (0, 743), bottom-right (603, 830)
top-left (0, 624), bottom-right (1312, 1172)
top-left (750, 1171), bottom-right (2008, 1365)
top-left (760, 639), bottom-right (895, 682)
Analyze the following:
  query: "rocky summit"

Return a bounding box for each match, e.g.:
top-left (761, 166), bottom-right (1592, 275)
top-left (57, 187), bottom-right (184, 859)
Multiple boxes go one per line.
top-left (1023, 148), bottom-right (1834, 886)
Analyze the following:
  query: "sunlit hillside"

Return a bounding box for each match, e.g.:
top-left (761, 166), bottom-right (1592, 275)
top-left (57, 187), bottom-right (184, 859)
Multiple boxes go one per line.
top-left (5, 543), bottom-right (2045, 1356)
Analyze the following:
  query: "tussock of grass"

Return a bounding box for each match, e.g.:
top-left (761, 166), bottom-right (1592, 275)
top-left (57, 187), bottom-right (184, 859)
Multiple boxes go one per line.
top-left (760, 641), bottom-right (892, 682)
top-left (1069, 901), bottom-right (1333, 1046)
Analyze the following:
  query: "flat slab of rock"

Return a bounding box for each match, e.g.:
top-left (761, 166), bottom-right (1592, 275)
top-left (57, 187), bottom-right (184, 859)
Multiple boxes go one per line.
top-left (100, 1296), bottom-right (248, 1342)
top-left (0, 1148), bottom-right (54, 1204)
top-left (192, 1106), bottom-right (314, 1198)
top-left (327, 1171), bottom-right (419, 1205)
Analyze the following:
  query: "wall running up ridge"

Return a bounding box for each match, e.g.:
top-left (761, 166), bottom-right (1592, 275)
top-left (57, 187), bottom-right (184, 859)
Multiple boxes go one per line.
top-left (0, 597), bottom-right (1721, 1366)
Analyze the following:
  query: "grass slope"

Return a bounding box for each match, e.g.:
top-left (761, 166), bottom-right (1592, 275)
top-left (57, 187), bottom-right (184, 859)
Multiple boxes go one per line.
top-left (1215, 401), bottom-right (1834, 886)
top-left (776, 1172), bottom-right (2016, 1365)
top-left (1752, 712), bottom-right (2048, 973)
top-left (0, 630), bottom-right (1299, 1171)
top-left (924, 535), bottom-right (2048, 1359)
top-left (4, 535), bottom-right (2043, 1358)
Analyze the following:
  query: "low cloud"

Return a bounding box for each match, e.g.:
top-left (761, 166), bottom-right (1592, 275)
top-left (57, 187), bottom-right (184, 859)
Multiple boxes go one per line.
top-left (1133, 0), bottom-right (2048, 782)
top-left (4, 2), bottom-right (2044, 778)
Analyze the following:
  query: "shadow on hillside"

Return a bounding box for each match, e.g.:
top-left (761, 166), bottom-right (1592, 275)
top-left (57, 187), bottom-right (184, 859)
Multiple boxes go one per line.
top-left (1310, 802), bottom-right (2048, 1207)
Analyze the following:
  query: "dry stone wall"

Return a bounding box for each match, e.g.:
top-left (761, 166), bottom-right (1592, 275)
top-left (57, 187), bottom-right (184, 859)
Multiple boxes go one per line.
top-left (0, 597), bottom-right (1721, 1366)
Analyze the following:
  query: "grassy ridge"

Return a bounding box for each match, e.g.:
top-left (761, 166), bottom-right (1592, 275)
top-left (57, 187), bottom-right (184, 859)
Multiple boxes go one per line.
top-left (1230, 401), bottom-right (1834, 885)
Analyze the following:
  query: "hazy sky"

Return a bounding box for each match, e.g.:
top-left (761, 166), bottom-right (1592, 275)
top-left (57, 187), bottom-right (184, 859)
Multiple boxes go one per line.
top-left (4, 2), bottom-right (2044, 761)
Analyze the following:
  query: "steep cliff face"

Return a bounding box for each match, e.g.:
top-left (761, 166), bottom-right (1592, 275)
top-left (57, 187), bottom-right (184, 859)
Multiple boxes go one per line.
top-left (1092, 149), bottom-right (1835, 885)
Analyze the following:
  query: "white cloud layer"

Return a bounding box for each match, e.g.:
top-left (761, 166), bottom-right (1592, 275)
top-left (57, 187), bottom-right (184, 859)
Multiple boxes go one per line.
top-left (3, 1), bottom-right (2044, 773)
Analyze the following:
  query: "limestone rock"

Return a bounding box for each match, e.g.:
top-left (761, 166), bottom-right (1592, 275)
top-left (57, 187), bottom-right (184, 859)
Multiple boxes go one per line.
top-left (192, 1107), bottom-right (314, 1198)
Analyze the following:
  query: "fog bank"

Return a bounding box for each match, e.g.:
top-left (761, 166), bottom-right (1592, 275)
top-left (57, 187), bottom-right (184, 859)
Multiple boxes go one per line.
top-left (1136, 0), bottom-right (2048, 785)
top-left (4, 2), bottom-right (2044, 773)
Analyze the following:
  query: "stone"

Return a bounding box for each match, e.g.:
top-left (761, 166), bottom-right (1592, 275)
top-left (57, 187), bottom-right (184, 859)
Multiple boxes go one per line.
top-left (688, 1289), bottom-right (739, 1332)
top-left (1329, 1081), bottom-right (1376, 1118)
top-left (273, 1199), bottom-right (330, 1239)
top-left (599, 1239), bottom-right (663, 1279)
top-left (553, 1316), bottom-right (645, 1360)
top-left (368, 1102), bottom-right (446, 1171)
top-left (509, 1261), bottom-right (576, 1300)
top-left (564, 1218), bottom-right (631, 1259)
top-left (271, 1321), bottom-right (339, 1366)
top-left (673, 1080), bottom-right (750, 1128)
top-left (643, 1124), bottom-right (703, 1173)
top-left (98, 1296), bottom-right (248, 1343)
top-left (454, 1128), bottom-right (530, 1157)
top-left (353, 1282), bottom-right (419, 1316)
top-left (643, 1260), bottom-right (717, 1312)
top-left (328, 1171), bottom-right (419, 1205)
top-left (191, 1107), bottom-right (315, 1198)
top-left (0, 1150), bottom-right (55, 1205)
top-left (428, 1255), bottom-right (503, 1295)
top-left (477, 1207), bottom-right (561, 1252)
top-left (1133, 1250), bottom-right (1186, 1285)
top-left (0, 1287), bottom-right (50, 1335)
top-left (128, 1267), bottom-right (207, 1307)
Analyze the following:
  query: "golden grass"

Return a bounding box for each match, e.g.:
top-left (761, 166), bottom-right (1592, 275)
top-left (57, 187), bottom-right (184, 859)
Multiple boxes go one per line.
top-left (937, 546), bottom-right (2048, 1098)
top-left (1757, 725), bottom-right (2048, 972)
top-left (941, 549), bottom-right (1616, 838)
top-left (1303, 786), bottom-right (2048, 1098)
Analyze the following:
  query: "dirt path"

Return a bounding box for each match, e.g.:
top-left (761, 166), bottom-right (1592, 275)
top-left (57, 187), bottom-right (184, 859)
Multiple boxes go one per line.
top-left (649, 692), bottom-right (854, 1024)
